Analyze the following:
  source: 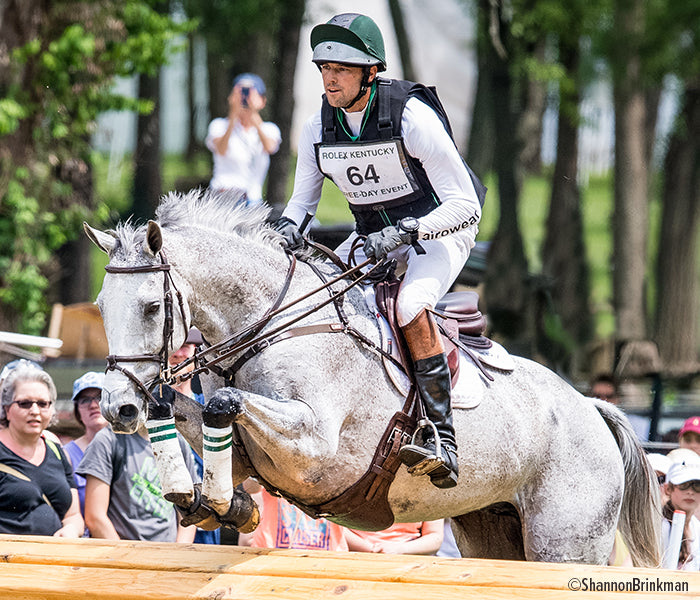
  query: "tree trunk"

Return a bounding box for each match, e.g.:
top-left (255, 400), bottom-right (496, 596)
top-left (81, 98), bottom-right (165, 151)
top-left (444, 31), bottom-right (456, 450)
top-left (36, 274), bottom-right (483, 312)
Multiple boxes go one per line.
top-left (132, 72), bottom-right (162, 222)
top-left (612, 0), bottom-right (649, 345)
top-left (53, 153), bottom-right (94, 305)
top-left (481, 1), bottom-right (530, 348)
top-left (185, 31), bottom-right (199, 161)
top-left (265, 0), bottom-right (304, 213)
top-left (540, 43), bottom-right (591, 374)
top-left (654, 82), bottom-right (700, 376)
top-left (466, 2), bottom-right (494, 173)
top-left (517, 40), bottom-right (546, 175)
top-left (388, 0), bottom-right (415, 81)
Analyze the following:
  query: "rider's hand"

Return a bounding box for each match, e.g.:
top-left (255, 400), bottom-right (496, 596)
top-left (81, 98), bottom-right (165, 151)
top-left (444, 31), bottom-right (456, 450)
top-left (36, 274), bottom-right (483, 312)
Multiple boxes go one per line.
top-left (363, 225), bottom-right (413, 262)
top-left (274, 216), bottom-right (304, 250)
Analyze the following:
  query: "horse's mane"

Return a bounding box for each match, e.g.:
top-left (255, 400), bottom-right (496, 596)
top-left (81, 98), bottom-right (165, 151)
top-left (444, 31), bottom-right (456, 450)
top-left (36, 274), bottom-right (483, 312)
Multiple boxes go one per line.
top-left (156, 189), bottom-right (273, 239)
top-left (109, 189), bottom-right (283, 258)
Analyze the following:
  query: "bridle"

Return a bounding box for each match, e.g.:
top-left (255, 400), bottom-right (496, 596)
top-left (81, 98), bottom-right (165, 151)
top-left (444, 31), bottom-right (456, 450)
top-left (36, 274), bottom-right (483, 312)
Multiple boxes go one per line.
top-left (103, 249), bottom-right (189, 406)
top-left (102, 240), bottom-right (399, 408)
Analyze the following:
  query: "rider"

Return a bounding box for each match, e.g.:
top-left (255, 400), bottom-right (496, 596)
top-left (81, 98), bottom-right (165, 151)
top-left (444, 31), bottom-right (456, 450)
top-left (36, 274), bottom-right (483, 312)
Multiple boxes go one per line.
top-left (275, 13), bottom-right (485, 489)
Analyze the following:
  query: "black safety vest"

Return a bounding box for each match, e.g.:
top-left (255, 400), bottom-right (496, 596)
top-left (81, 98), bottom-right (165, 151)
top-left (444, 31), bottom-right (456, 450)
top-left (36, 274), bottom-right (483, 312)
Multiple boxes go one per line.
top-left (315, 78), bottom-right (486, 235)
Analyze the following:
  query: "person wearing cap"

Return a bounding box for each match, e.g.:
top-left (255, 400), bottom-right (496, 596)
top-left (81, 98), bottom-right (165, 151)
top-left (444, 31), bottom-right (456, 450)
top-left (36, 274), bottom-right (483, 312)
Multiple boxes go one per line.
top-left (0, 362), bottom-right (83, 537)
top-left (168, 328), bottom-right (220, 544)
top-left (661, 459), bottom-right (700, 570)
top-left (647, 452), bottom-right (671, 504)
top-left (275, 13), bottom-right (486, 489)
top-left (206, 73), bottom-right (281, 205)
top-left (63, 372), bottom-right (109, 522)
top-left (679, 416), bottom-right (700, 458)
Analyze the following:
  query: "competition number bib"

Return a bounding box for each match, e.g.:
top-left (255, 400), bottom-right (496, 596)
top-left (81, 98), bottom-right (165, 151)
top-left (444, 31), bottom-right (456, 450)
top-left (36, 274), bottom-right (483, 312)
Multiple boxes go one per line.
top-left (317, 140), bottom-right (418, 206)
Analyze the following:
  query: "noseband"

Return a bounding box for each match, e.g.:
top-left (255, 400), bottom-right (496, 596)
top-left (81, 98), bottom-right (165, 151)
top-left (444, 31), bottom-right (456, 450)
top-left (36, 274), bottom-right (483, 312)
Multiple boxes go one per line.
top-left (103, 250), bottom-right (189, 405)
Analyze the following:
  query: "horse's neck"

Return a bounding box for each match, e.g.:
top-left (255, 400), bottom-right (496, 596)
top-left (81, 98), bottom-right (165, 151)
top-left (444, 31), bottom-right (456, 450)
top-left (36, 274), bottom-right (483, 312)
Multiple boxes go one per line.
top-left (170, 235), bottom-right (316, 339)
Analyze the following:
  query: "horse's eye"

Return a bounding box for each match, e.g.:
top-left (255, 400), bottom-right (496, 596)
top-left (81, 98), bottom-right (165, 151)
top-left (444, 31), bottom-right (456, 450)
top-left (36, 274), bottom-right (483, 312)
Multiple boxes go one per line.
top-left (144, 301), bottom-right (160, 316)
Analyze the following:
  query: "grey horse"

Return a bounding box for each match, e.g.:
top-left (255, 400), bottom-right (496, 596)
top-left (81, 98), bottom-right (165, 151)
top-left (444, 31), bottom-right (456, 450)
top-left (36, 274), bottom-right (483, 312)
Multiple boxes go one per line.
top-left (85, 190), bottom-right (661, 566)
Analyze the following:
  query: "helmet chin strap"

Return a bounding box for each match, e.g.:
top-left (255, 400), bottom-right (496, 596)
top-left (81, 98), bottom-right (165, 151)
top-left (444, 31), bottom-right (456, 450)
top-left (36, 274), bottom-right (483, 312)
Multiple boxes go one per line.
top-left (343, 67), bottom-right (373, 110)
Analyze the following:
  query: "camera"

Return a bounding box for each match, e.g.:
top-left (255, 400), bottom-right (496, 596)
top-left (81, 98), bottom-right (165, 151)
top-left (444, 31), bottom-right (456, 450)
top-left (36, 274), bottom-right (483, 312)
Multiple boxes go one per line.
top-left (240, 86), bottom-right (250, 108)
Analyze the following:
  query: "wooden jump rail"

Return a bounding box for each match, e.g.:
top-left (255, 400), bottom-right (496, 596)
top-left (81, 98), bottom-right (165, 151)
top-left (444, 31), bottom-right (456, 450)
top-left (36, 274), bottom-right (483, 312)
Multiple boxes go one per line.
top-left (0, 534), bottom-right (696, 599)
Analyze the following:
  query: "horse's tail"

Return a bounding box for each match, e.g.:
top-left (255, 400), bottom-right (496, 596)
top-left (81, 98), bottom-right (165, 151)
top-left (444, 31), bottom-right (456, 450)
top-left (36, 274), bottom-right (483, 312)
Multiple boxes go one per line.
top-left (594, 399), bottom-right (662, 568)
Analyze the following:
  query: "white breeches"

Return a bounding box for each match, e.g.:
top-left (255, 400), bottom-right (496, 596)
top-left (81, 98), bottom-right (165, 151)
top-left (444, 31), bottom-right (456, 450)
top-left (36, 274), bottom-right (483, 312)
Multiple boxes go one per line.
top-left (335, 226), bottom-right (476, 326)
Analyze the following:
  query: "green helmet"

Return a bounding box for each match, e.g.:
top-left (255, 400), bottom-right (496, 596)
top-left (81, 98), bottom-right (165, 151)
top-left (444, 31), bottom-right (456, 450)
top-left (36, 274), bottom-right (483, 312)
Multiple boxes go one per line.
top-left (311, 13), bottom-right (386, 72)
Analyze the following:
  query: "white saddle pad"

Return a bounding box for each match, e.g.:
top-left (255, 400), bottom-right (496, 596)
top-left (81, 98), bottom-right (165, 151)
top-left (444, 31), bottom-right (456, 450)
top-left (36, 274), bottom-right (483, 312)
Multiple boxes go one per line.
top-left (364, 288), bottom-right (515, 410)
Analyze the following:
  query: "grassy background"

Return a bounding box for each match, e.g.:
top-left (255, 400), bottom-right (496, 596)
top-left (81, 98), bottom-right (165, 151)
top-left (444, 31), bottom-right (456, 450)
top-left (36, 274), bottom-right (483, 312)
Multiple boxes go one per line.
top-left (91, 152), bottom-right (630, 340)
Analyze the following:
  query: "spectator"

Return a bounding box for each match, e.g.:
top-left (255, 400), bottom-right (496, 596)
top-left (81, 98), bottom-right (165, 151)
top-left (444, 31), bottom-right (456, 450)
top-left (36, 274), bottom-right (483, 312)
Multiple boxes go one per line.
top-left (63, 372), bottom-right (109, 521)
top-left (345, 520), bottom-right (443, 555)
top-left (206, 73), bottom-right (281, 206)
top-left (239, 480), bottom-right (348, 551)
top-left (437, 518), bottom-right (461, 558)
top-left (0, 362), bottom-right (83, 536)
top-left (169, 328), bottom-right (220, 545)
top-left (661, 459), bottom-right (700, 570)
top-left (679, 416), bottom-right (700, 457)
top-left (647, 452), bottom-right (671, 504)
top-left (590, 373), bottom-right (649, 441)
top-left (77, 421), bottom-right (198, 542)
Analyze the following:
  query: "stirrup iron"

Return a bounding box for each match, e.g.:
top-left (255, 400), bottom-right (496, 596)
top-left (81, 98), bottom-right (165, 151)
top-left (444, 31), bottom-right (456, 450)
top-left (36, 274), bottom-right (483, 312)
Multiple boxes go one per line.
top-left (399, 418), bottom-right (445, 477)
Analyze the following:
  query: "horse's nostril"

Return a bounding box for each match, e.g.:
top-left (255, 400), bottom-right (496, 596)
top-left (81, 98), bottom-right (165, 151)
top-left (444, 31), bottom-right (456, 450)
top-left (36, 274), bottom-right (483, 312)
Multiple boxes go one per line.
top-left (119, 404), bottom-right (138, 420)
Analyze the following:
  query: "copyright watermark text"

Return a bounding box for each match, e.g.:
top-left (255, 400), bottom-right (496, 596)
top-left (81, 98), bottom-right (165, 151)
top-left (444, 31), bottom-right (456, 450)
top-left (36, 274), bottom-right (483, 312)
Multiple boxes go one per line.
top-left (567, 577), bottom-right (688, 592)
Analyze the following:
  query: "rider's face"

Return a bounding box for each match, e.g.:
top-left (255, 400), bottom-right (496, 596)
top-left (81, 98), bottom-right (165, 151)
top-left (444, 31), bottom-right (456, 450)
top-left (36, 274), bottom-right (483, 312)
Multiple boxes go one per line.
top-left (320, 63), bottom-right (375, 111)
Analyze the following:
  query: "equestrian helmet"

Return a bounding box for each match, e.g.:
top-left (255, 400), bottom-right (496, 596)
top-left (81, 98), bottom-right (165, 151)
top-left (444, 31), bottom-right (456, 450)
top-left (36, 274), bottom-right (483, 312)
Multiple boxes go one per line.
top-left (311, 13), bottom-right (386, 71)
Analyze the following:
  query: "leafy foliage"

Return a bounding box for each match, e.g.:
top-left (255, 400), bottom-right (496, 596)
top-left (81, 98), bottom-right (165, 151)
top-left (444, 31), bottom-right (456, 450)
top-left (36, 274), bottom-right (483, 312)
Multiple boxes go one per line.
top-left (0, 0), bottom-right (192, 333)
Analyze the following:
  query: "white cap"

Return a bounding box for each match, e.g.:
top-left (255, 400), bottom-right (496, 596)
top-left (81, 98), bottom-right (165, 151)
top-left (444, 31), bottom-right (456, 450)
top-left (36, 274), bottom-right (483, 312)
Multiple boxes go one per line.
top-left (666, 448), bottom-right (700, 467)
top-left (647, 453), bottom-right (671, 475)
top-left (667, 459), bottom-right (700, 486)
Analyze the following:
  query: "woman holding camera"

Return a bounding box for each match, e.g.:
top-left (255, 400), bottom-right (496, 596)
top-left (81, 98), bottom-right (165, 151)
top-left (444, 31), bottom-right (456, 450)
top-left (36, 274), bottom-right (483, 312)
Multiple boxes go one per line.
top-left (0, 362), bottom-right (83, 537)
top-left (206, 72), bottom-right (281, 206)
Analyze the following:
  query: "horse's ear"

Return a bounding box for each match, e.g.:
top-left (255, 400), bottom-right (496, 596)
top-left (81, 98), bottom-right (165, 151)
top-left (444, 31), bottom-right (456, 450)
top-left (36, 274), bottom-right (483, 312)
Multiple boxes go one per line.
top-left (145, 220), bottom-right (163, 257)
top-left (84, 223), bottom-right (117, 254)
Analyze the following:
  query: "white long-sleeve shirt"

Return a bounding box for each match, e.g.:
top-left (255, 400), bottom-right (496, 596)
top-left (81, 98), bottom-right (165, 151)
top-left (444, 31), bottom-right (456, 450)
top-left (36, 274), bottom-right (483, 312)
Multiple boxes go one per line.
top-left (282, 96), bottom-right (481, 237)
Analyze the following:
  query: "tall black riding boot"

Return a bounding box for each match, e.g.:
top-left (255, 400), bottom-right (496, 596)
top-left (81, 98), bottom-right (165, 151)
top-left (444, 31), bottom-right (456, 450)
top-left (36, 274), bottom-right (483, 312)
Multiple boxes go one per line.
top-left (397, 310), bottom-right (459, 489)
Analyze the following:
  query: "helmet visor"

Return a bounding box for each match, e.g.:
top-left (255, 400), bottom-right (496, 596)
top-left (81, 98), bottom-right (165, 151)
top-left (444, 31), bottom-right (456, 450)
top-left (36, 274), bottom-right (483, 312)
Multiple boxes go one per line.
top-left (312, 41), bottom-right (383, 69)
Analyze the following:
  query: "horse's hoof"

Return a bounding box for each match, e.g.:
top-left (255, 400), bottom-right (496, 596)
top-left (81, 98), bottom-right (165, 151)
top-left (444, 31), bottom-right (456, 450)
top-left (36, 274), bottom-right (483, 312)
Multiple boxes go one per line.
top-left (215, 491), bottom-right (260, 533)
top-left (233, 503), bottom-right (260, 534)
top-left (168, 484), bottom-right (220, 530)
top-left (202, 387), bottom-right (242, 428)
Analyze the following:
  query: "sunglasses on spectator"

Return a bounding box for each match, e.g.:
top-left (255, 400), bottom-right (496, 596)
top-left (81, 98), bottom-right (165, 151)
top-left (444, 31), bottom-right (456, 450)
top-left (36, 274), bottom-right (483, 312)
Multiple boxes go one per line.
top-left (657, 474), bottom-right (666, 485)
top-left (677, 481), bottom-right (700, 493)
top-left (77, 393), bottom-right (101, 406)
top-left (13, 399), bottom-right (52, 410)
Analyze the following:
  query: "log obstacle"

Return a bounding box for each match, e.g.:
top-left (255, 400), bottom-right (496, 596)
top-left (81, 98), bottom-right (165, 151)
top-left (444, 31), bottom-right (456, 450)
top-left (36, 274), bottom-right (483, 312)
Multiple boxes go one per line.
top-left (0, 534), bottom-right (696, 599)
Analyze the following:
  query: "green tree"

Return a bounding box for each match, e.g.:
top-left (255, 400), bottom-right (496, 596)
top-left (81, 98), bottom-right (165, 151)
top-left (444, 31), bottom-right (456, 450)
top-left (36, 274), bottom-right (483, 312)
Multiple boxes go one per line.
top-left (0, 0), bottom-right (190, 334)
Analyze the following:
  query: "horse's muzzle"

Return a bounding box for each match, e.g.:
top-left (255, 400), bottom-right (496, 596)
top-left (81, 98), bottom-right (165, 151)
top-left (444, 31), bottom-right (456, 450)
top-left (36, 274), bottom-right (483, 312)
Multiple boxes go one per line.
top-left (101, 384), bottom-right (144, 434)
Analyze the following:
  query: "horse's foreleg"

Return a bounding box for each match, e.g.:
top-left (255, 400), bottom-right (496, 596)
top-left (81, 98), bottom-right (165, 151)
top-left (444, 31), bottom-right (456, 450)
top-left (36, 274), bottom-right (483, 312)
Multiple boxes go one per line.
top-left (147, 387), bottom-right (196, 506)
top-left (201, 386), bottom-right (339, 505)
top-left (150, 387), bottom-right (259, 533)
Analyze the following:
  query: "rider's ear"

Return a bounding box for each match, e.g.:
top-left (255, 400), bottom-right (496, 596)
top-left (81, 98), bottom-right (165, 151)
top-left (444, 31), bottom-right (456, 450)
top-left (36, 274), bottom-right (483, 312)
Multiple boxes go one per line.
top-left (145, 220), bottom-right (163, 257)
top-left (84, 223), bottom-right (118, 255)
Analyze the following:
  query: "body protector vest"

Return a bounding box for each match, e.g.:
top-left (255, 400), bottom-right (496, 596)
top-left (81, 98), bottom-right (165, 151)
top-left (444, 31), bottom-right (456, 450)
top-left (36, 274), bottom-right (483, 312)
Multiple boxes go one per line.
top-left (315, 78), bottom-right (486, 235)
